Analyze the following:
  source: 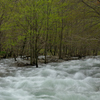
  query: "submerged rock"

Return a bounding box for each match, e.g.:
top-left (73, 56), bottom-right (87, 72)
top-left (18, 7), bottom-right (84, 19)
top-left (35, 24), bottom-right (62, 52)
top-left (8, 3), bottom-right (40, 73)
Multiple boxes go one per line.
top-left (17, 62), bottom-right (28, 67)
top-left (16, 58), bottom-right (30, 67)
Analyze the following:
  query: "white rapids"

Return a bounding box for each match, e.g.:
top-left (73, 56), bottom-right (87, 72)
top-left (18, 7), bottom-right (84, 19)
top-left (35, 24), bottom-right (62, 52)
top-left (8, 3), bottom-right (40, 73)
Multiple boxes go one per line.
top-left (0, 57), bottom-right (100, 100)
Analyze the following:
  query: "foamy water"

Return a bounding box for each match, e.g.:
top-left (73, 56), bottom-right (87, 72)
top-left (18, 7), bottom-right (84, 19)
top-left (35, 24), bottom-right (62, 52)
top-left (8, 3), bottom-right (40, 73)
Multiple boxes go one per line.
top-left (0, 57), bottom-right (100, 100)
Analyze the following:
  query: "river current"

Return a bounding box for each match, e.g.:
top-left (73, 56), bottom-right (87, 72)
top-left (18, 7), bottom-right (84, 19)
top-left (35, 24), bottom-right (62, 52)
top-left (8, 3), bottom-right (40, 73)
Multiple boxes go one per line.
top-left (0, 57), bottom-right (100, 100)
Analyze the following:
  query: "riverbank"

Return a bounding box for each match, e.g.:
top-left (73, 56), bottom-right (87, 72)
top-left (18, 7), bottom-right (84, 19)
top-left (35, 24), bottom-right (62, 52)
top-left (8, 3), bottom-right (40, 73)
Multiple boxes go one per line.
top-left (0, 55), bottom-right (98, 67)
top-left (15, 55), bottom-right (81, 67)
top-left (15, 55), bottom-right (98, 67)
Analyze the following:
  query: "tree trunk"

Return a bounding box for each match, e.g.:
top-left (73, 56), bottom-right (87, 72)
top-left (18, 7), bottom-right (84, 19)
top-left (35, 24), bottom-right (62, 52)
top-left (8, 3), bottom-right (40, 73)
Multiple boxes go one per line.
top-left (35, 34), bottom-right (38, 68)
top-left (59, 19), bottom-right (63, 59)
top-left (20, 37), bottom-right (27, 58)
top-left (30, 30), bottom-right (35, 66)
top-left (44, 1), bottom-right (49, 64)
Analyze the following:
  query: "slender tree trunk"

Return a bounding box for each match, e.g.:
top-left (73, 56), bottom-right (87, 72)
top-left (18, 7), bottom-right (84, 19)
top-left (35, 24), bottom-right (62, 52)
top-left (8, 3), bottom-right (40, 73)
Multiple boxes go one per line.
top-left (29, 29), bottom-right (32, 64)
top-left (44, 33), bottom-right (48, 64)
top-left (44, 1), bottom-right (49, 64)
top-left (35, 33), bottom-right (38, 68)
top-left (20, 37), bottom-right (27, 58)
top-left (0, 31), bottom-right (2, 53)
top-left (34, 11), bottom-right (39, 68)
top-left (30, 31), bottom-right (35, 66)
top-left (53, 21), bottom-right (57, 56)
top-left (59, 19), bottom-right (63, 59)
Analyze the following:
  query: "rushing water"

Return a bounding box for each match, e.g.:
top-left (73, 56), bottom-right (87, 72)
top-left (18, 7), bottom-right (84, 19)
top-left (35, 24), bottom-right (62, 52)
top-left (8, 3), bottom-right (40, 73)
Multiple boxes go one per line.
top-left (0, 57), bottom-right (100, 100)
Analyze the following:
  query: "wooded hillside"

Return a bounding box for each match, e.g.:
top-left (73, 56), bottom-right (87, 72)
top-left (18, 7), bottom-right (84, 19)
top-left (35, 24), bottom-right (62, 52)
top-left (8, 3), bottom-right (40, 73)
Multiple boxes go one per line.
top-left (0, 0), bottom-right (100, 67)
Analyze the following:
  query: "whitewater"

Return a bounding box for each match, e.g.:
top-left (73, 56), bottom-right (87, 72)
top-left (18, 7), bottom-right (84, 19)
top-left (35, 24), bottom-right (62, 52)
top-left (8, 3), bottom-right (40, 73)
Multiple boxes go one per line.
top-left (0, 56), bottom-right (100, 100)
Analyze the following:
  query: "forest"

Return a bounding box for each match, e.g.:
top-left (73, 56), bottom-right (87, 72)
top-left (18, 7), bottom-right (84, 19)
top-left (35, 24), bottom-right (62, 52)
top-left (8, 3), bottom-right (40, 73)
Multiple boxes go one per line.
top-left (0, 0), bottom-right (100, 67)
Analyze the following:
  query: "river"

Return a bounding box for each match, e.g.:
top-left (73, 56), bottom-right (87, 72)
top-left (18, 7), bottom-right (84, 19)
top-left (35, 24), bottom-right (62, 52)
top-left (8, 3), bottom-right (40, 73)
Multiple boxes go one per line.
top-left (0, 56), bottom-right (100, 100)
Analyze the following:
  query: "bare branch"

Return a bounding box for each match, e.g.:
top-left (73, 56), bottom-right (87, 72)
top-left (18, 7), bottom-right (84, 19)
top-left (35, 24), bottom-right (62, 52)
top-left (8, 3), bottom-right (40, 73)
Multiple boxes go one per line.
top-left (81, 0), bottom-right (100, 15)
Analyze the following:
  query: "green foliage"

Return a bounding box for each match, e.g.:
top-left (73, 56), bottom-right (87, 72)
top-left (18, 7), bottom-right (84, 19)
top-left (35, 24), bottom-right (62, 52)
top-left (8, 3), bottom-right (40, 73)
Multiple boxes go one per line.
top-left (0, 0), bottom-right (100, 62)
top-left (0, 51), bottom-right (6, 57)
